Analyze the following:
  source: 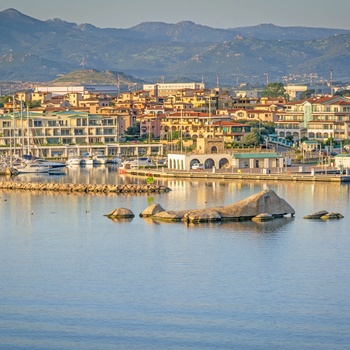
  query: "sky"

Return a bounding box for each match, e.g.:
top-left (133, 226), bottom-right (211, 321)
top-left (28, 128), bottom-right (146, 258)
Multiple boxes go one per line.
top-left (0, 0), bottom-right (350, 30)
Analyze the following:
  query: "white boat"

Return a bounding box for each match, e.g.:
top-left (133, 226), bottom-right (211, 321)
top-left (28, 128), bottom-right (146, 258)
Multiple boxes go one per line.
top-left (135, 157), bottom-right (154, 167)
top-left (80, 154), bottom-right (94, 166)
top-left (66, 154), bottom-right (82, 166)
top-left (111, 157), bottom-right (123, 165)
top-left (92, 153), bottom-right (107, 165)
top-left (34, 158), bottom-right (66, 169)
top-left (16, 163), bottom-right (50, 174)
top-left (118, 161), bottom-right (137, 174)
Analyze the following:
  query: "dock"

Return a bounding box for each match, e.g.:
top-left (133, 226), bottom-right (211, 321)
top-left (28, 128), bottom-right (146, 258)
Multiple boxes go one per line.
top-left (121, 167), bottom-right (350, 183)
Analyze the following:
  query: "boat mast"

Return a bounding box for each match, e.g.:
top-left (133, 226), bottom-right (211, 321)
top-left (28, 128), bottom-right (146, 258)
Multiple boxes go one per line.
top-left (20, 99), bottom-right (24, 157)
top-left (27, 106), bottom-right (30, 156)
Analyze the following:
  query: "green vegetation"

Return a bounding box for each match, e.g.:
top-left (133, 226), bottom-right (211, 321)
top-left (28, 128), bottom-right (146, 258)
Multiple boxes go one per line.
top-left (299, 89), bottom-right (315, 100)
top-left (261, 82), bottom-right (287, 99)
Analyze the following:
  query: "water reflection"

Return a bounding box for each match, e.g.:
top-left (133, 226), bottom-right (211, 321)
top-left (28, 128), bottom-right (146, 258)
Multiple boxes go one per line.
top-left (138, 215), bottom-right (294, 234)
top-left (107, 217), bottom-right (135, 224)
top-left (3, 165), bottom-right (350, 217)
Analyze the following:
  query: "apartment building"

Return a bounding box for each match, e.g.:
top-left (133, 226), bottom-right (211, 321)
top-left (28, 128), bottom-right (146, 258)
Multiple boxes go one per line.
top-left (275, 96), bottom-right (350, 142)
top-left (0, 107), bottom-right (131, 152)
top-left (218, 108), bottom-right (278, 123)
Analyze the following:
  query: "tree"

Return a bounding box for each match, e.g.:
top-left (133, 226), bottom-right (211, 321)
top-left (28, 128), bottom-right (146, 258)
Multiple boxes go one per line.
top-left (261, 82), bottom-right (287, 99)
top-left (335, 90), bottom-right (350, 97)
top-left (299, 89), bottom-right (315, 100)
top-left (126, 122), bottom-right (140, 135)
top-left (242, 132), bottom-right (262, 146)
top-left (26, 100), bottom-right (41, 108)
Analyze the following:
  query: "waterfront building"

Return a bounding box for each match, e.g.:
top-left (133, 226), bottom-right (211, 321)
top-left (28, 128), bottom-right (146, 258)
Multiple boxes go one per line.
top-left (167, 137), bottom-right (281, 171)
top-left (0, 107), bottom-right (134, 158)
top-left (167, 138), bottom-right (230, 171)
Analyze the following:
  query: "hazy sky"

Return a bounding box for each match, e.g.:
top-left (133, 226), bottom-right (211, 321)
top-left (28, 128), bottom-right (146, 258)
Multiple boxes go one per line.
top-left (1, 0), bottom-right (349, 30)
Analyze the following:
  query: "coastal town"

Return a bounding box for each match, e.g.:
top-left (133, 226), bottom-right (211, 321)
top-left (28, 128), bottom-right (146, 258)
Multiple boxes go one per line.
top-left (1, 80), bottom-right (350, 178)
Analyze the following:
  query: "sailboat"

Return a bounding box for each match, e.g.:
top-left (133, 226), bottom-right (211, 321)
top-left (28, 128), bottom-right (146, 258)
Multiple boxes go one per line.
top-left (80, 114), bottom-right (93, 165)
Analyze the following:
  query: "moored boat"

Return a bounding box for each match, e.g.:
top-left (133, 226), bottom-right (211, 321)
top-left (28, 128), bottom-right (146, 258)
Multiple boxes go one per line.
top-left (16, 163), bottom-right (50, 174)
top-left (92, 153), bottom-right (107, 165)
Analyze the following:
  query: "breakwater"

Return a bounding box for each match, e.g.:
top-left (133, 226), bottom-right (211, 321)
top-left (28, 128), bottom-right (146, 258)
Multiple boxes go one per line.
top-left (0, 181), bottom-right (171, 194)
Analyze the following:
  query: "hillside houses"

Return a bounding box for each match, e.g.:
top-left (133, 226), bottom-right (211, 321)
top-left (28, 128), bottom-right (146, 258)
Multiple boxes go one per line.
top-left (1, 83), bottom-right (350, 159)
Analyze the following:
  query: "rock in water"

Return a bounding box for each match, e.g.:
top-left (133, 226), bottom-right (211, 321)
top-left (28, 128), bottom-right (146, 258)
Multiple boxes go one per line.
top-left (215, 189), bottom-right (295, 220)
top-left (304, 210), bottom-right (328, 219)
top-left (105, 208), bottom-right (135, 218)
top-left (139, 203), bottom-right (166, 217)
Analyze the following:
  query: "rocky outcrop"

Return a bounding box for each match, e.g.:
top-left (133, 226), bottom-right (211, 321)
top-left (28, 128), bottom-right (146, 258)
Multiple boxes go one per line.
top-left (303, 210), bottom-right (328, 219)
top-left (104, 208), bottom-right (135, 218)
top-left (213, 189), bottom-right (295, 220)
top-left (320, 212), bottom-right (344, 219)
top-left (182, 209), bottom-right (222, 223)
top-left (304, 210), bottom-right (344, 219)
top-left (152, 210), bottom-right (186, 221)
top-left (142, 189), bottom-right (295, 223)
top-left (139, 203), bottom-right (166, 217)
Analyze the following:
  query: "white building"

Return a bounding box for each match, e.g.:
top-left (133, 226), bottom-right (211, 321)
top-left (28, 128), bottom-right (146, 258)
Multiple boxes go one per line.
top-left (35, 85), bottom-right (120, 96)
top-left (143, 82), bottom-right (205, 97)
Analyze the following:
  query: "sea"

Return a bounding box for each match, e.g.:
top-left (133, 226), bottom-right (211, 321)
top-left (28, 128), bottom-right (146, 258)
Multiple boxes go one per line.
top-left (0, 164), bottom-right (349, 350)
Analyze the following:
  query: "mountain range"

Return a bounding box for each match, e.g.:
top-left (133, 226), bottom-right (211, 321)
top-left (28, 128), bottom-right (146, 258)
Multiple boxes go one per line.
top-left (1, 8), bottom-right (350, 86)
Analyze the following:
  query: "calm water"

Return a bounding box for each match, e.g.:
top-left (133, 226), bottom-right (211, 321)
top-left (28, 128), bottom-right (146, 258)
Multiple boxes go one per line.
top-left (0, 165), bottom-right (349, 349)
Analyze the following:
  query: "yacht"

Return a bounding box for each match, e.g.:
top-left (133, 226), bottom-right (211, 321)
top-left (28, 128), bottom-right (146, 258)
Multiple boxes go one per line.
top-left (80, 153), bottom-right (93, 166)
top-left (34, 158), bottom-right (66, 169)
top-left (16, 163), bottom-right (50, 174)
top-left (66, 152), bottom-right (82, 166)
top-left (92, 153), bottom-right (107, 165)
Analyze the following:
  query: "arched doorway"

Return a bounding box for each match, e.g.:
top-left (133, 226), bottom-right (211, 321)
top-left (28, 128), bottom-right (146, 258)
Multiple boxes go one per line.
top-left (219, 158), bottom-right (229, 169)
top-left (211, 146), bottom-right (218, 153)
top-left (204, 158), bottom-right (215, 169)
top-left (190, 159), bottom-right (200, 168)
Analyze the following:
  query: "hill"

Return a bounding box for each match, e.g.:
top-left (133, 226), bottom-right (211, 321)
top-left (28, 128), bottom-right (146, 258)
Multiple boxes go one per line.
top-left (51, 70), bottom-right (144, 89)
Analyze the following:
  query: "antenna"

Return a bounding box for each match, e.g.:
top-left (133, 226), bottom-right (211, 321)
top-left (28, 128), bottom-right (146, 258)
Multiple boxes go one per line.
top-left (216, 76), bottom-right (219, 88)
top-left (117, 75), bottom-right (120, 95)
top-left (8, 49), bottom-right (13, 63)
top-left (265, 73), bottom-right (269, 86)
top-left (80, 57), bottom-right (87, 70)
top-left (161, 75), bottom-right (165, 84)
top-left (330, 68), bottom-right (333, 95)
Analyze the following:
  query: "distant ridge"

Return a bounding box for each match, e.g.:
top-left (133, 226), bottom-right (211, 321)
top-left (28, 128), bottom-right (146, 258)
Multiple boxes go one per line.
top-left (0, 8), bottom-right (349, 85)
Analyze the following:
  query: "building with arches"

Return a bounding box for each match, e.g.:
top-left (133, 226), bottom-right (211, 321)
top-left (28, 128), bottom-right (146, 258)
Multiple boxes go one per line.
top-left (167, 137), bottom-right (284, 171)
top-left (167, 138), bottom-right (230, 171)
